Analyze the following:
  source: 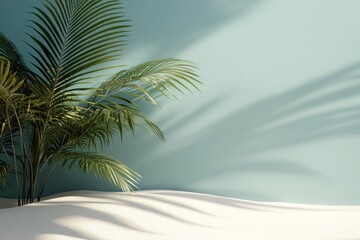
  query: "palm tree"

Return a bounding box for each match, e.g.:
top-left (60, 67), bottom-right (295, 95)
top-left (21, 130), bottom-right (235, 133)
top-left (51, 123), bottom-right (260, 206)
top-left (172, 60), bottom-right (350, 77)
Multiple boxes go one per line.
top-left (0, 0), bottom-right (199, 206)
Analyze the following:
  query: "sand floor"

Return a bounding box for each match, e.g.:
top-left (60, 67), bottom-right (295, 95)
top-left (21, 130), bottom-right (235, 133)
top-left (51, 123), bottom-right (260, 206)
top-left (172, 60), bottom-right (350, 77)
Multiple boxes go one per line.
top-left (0, 190), bottom-right (359, 240)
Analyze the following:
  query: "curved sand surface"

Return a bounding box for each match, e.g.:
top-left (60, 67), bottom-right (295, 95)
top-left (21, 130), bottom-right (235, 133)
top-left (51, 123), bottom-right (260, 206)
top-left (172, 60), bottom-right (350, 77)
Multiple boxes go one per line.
top-left (0, 190), bottom-right (360, 240)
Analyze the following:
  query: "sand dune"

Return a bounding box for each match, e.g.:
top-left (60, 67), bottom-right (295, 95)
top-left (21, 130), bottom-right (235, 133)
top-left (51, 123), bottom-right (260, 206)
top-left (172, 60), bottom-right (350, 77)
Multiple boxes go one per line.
top-left (0, 190), bottom-right (360, 240)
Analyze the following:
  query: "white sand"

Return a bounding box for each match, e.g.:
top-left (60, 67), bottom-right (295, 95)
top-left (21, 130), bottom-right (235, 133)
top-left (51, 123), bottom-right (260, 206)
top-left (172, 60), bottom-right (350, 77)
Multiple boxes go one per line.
top-left (0, 190), bottom-right (360, 240)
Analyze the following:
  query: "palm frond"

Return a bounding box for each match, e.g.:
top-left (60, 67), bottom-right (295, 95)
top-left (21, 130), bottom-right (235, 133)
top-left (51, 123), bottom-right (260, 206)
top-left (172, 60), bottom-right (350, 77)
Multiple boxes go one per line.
top-left (0, 57), bottom-right (34, 129)
top-left (0, 34), bottom-right (29, 81)
top-left (91, 58), bottom-right (200, 105)
top-left (0, 57), bottom-right (24, 132)
top-left (60, 150), bottom-right (140, 192)
top-left (27, 0), bottom-right (129, 99)
top-left (48, 103), bottom-right (165, 154)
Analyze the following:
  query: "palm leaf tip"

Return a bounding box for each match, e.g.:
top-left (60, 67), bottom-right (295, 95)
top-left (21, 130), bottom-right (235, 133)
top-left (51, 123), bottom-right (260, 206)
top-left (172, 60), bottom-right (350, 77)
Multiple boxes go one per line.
top-left (91, 58), bottom-right (200, 108)
top-left (61, 151), bottom-right (140, 192)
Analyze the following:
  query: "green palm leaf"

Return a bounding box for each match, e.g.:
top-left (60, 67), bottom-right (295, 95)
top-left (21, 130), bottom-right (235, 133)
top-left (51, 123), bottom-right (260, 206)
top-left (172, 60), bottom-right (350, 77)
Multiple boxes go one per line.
top-left (60, 150), bottom-right (140, 192)
top-left (92, 58), bottom-right (200, 105)
top-left (27, 0), bottom-right (129, 103)
top-left (0, 34), bottom-right (28, 81)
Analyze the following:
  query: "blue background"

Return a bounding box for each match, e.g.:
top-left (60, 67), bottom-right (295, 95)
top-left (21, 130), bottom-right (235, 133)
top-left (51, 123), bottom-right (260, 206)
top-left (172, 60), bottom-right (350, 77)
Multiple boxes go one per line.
top-left (1, 0), bottom-right (360, 205)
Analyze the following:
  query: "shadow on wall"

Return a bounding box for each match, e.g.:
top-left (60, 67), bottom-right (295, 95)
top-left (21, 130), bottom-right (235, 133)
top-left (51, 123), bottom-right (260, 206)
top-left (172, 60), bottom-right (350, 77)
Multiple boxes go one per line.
top-left (130, 60), bottom-right (360, 200)
top-left (40, 59), bottom-right (360, 202)
top-left (124, 0), bottom-right (262, 59)
top-left (14, 0), bottom-right (360, 203)
top-left (0, 0), bottom-right (264, 199)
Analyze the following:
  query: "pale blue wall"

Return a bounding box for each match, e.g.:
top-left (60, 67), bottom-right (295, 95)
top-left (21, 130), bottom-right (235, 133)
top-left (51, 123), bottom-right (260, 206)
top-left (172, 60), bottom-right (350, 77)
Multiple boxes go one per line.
top-left (1, 0), bottom-right (360, 205)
